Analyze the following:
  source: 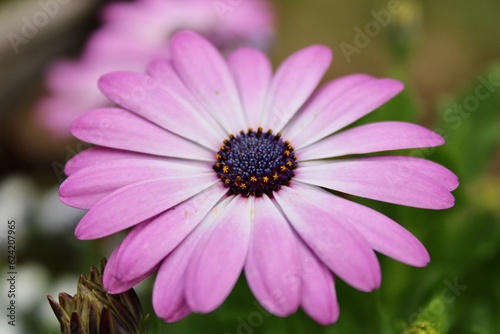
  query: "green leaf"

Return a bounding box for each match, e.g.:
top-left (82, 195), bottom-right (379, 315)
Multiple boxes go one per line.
top-left (400, 297), bottom-right (448, 334)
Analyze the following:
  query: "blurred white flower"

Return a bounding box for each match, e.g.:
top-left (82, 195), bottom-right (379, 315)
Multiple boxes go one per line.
top-left (0, 263), bottom-right (49, 334)
top-left (36, 186), bottom-right (84, 234)
top-left (0, 175), bottom-right (37, 241)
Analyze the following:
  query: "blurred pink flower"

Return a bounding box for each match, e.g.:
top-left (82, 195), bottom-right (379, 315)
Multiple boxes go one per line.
top-left (37, 0), bottom-right (274, 138)
top-left (59, 31), bottom-right (458, 324)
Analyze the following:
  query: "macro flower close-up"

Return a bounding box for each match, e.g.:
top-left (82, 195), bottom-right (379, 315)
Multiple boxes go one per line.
top-left (59, 30), bottom-right (458, 325)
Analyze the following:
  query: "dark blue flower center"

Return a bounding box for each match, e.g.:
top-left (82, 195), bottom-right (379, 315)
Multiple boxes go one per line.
top-left (213, 127), bottom-right (298, 197)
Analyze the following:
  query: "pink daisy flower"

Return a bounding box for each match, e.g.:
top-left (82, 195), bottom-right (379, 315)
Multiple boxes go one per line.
top-left (59, 31), bottom-right (458, 324)
top-left (36, 0), bottom-right (274, 138)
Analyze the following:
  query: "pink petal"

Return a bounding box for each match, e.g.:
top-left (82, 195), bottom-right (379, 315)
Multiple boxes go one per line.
top-left (64, 147), bottom-right (196, 176)
top-left (60, 160), bottom-right (209, 209)
top-left (71, 108), bottom-right (215, 161)
top-left (212, 0), bottom-right (275, 49)
top-left (283, 74), bottom-right (375, 140)
top-left (185, 196), bottom-right (253, 313)
top-left (371, 156), bottom-right (459, 191)
top-left (161, 302), bottom-right (191, 323)
top-left (147, 59), bottom-right (227, 139)
top-left (105, 184), bottom-right (226, 289)
top-left (74, 175), bottom-right (218, 240)
top-left (274, 185), bottom-right (381, 292)
top-left (103, 227), bottom-right (158, 293)
top-left (36, 59), bottom-right (112, 138)
top-left (261, 45), bottom-right (332, 131)
top-left (296, 157), bottom-right (456, 209)
top-left (98, 71), bottom-right (222, 150)
top-left (170, 31), bottom-right (246, 132)
top-left (64, 147), bottom-right (169, 176)
top-left (227, 48), bottom-right (272, 129)
top-left (244, 195), bottom-right (300, 316)
top-left (37, 94), bottom-right (109, 139)
top-left (153, 196), bottom-right (234, 321)
top-left (291, 78), bottom-right (404, 149)
top-left (293, 182), bottom-right (430, 267)
top-left (64, 147), bottom-right (122, 176)
top-left (298, 121), bottom-right (445, 160)
top-left (297, 238), bottom-right (339, 325)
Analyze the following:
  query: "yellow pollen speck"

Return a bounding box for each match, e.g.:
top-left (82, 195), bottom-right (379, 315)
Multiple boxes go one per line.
top-left (224, 178), bottom-right (230, 184)
top-left (240, 183), bottom-right (247, 189)
top-left (286, 161), bottom-right (292, 167)
top-left (222, 166), bottom-right (229, 173)
top-left (216, 154), bottom-right (221, 160)
top-left (215, 163), bottom-right (221, 168)
top-left (263, 176), bottom-right (269, 183)
top-left (273, 174), bottom-right (279, 180)
top-left (250, 176), bottom-right (257, 182)
top-left (280, 166), bottom-right (287, 172)
top-left (284, 150), bottom-right (290, 156)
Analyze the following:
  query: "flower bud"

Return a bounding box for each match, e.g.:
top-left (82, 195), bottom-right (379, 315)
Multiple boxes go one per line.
top-left (47, 259), bottom-right (144, 334)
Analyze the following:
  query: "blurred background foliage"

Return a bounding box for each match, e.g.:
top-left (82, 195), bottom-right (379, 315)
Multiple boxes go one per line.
top-left (1, 0), bottom-right (499, 333)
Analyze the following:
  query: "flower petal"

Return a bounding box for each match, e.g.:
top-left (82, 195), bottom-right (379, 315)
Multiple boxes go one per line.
top-left (162, 302), bottom-right (191, 323)
top-left (60, 160), bottom-right (209, 209)
top-left (71, 108), bottom-right (215, 161)
top-left (105, 184), bottom-right (226, 288)
top-left (293, 182), bottom-right (430, 267)
top-left (245, 195), bottom-right (300, 316)
top-left (64, 147), bottom-right (169, 176)
top-left (98, 70), bottom-right (222, 149)
top-left (227, 48), bottom-right (272, 129)
top-left (291, 78), bottom-right (404, 148)
top-left (296, 157), bottom-right (456, 209)
top-left (185, 196), bottom-right (253, 313)
top-left (146, 59), bottom-right (227, 139)
top-left (170, 31), bottom-right (246, 132)
top-left (274, 185), bottom-right (381, 292)
top-left (261, 45), bottom-right (332, 131)
top-left (298, 121), bottom-right (445, 160)
top-left (283, 74), bottom-right (375, 140)
top-left (103, 227), bottom-right (158, 293)
top-left (74, 175), bottom-right (218, 239)
top-left (297, 238), bottom-right (339, 325)
top-left (371, 156), bottom-right (459, 191)
top-left (153, 196), bottom-right (234, 321)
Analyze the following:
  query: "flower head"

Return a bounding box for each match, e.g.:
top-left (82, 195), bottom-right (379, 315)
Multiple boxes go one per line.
top-left (36, 0), bottom-right (274, 137)
top-left (60, 31), bottom-right (458, 324)
top-left (47, 259), bottom-right (144, 333)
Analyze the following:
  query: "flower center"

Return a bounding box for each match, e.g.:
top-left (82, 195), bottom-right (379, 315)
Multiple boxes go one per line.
top-left (213, 127), bottom-right (298, 197)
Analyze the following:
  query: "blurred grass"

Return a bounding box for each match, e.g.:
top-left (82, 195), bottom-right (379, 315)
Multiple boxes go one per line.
top-left (1, 0), bottom-right (500, 333)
